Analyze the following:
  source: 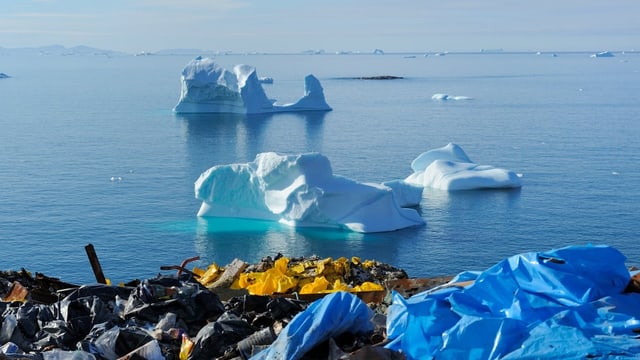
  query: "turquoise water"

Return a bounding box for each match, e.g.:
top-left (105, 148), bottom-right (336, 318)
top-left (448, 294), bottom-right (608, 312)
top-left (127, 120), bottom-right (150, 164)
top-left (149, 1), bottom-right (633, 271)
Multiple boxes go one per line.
top-left (1, 52), bottom-right (639, 284)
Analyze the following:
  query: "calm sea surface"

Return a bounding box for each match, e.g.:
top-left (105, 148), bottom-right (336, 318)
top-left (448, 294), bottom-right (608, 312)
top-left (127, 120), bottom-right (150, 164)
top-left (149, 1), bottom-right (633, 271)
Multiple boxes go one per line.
top-left (1, 52), bottom-right (639, 284)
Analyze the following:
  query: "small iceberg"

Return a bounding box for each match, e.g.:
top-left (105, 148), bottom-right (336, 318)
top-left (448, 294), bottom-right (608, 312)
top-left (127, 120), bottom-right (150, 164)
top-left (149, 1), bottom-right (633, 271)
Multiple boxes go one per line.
top-left (405, 143), bottom-right (522, 190)
top-left (195, 152), bottom-right (425, 233)
top-left (432, 93), bottom-right (473, 101)
top-left (590, 51), bottom-right (614, 58)
top-left (173, 57), bottom-right (331, 114)
top-left (0, 73), bottom-right (9, 79)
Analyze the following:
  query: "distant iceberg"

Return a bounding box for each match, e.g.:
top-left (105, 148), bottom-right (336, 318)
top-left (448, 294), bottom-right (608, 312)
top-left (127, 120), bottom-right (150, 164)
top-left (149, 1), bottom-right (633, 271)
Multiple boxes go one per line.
top-left (405, 143), bottom-right (522, 190)
top-left (431, 93), bottom-right (473, 101)
top-left (173, 57), bottom-right (331, 114)
top-left (194, 152), bottom-right (425, 233)
top-left (590, 51), bottom-right (614, 58)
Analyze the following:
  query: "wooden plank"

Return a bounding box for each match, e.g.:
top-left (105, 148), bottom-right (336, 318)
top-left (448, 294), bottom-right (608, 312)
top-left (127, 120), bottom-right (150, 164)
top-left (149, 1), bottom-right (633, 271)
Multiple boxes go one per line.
top-left (84, 244), bottom-right (107, 284)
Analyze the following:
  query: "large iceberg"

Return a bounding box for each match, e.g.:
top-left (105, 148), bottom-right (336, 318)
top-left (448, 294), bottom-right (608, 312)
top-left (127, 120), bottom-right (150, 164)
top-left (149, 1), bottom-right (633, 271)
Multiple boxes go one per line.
top-left (194, 152), bottom-right (425, 233)
top-left (405, 143), bottom-right (522, 190)
top-left (173, 57), bottom-right (332, 114)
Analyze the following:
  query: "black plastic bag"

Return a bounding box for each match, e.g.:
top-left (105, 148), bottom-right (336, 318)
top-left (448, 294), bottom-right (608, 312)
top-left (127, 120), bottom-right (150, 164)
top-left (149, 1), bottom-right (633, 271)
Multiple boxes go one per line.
top-left (187, 312), bottom-right (256, 360)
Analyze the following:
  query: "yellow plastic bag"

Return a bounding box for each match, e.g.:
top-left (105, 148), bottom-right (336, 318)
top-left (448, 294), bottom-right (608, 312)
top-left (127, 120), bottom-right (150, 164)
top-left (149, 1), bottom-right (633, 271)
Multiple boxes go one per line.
top-left (289, 262), bottom-right (306, 275)
top-left (197, 263), bottom-right (222, 287)
top-left (353, 281), bottom-right (384, 292)
top-left (330, 279), bottom-right (351, 292)
top-left (300, 276), bottom-right (330, 294)
top-left (243, 257), bottom-right (298, 295)
top-left (316, 257), bottom-right (331, 275)
top-left (179, 334), bottom-right (194, 360)
top-left (332, 257), bottom-right (350, 276)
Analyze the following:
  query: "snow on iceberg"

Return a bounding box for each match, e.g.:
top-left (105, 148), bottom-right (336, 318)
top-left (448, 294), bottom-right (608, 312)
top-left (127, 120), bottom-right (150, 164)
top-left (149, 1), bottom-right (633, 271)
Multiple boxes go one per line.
top-left (194, 152), bottom-right (425, 233)
top-left (405, 143), bottom-right (522, 190)
top-left (173, 57), bottom-right (331, 114)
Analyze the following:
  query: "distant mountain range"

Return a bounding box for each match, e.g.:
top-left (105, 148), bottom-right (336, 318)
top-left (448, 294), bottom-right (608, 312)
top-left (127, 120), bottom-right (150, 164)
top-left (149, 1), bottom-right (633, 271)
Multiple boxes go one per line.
top-left (0, 45), bottom-right (128, 57)
top-left (1, 45), bottom-right (635, 57)
top-left (0, 45), bottom-right (224, 57)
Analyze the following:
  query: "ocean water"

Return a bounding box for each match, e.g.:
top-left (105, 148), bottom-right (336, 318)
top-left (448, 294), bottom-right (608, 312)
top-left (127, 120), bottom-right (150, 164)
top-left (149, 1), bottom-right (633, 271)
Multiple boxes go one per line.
top-left (1, 52), bottom-right (639, 284)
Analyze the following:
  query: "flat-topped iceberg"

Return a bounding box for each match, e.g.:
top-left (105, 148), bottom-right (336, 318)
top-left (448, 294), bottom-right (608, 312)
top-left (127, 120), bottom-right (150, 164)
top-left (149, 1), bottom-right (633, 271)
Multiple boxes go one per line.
top-left (173, 57), bottom-right (332, 114)
top-left (405, 143), bottom-right (522, 190)
top-left (194, 152), bottom-right (424, 233)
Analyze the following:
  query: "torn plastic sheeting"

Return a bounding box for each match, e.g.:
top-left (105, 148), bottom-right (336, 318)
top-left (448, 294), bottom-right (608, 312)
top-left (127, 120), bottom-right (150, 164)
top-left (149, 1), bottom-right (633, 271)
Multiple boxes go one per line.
top-left (385, 245), bottom-right (635, 359)
top-left (250, 291), bottom-right (375, 360)
top-left (446, 245), bottom-right (630, 322)
top-left (60, 295), bottom-right (118, 340)
top-left (186, 312), bottom-right (256, 360)
top-left (501, 292), bottom-right (640, 358)
top-left (384, 288), bottom-right (461, 357)
top-left (89, 325), bottom-right (156, 360)
top-left (123, 276), bottom-right (226, 330)
top-left (42, 349), bottom-right (97, 360)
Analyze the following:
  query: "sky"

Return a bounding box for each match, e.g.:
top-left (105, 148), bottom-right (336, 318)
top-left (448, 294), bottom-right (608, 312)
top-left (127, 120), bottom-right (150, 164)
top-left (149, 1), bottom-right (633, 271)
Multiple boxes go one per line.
top-left (1, 0), bottom-right (638, 54)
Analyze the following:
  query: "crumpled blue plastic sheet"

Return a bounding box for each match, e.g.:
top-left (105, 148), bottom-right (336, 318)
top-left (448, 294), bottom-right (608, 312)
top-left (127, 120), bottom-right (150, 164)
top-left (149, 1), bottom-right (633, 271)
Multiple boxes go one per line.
top-left (385, 245), bottom-right (639, 359)
top-left (250, 291), bottom-right (374, 360)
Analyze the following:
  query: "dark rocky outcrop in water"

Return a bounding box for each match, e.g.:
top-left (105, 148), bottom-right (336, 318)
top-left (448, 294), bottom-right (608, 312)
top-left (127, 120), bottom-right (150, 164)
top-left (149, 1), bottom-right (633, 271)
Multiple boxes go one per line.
top-left (353, 75), bottom-right (403, 80)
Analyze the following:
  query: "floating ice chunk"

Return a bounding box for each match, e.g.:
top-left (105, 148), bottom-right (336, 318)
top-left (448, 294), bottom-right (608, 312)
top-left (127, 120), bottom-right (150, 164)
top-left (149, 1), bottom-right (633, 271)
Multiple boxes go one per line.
top-left (258, 77), bottom-right (273, 84)
top-left (406, 160), bottom-right (522, 191)
top-left (410, 143), bottom-right (472, 172)
top-left (195, 152), bottom-right (424, 233)
top-left (272, 75), bottom-right (332, 112)
top-left (590, 51), bottom-right (614, 58)
top-left (432, 93), bottom-right (473, 101)
top-left (173, 57), bottom-right (331, 114)
top-left (405, 143), bottom-right (522, 190)
top-left (431, 93), bottom-right (449, 100)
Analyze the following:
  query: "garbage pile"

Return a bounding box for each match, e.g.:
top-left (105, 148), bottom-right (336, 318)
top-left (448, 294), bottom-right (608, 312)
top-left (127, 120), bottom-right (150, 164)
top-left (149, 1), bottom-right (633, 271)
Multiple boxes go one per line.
top-left (0, 255), bottom-right (417, 360)
top-left (3, 245), bottom-right (640, 360)
top-left (194, 254), bottom-right (409, 296)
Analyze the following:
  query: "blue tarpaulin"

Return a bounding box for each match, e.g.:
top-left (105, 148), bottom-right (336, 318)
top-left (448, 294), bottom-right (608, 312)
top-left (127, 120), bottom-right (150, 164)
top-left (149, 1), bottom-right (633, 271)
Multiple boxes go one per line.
top-left (385, 245), bottom-right (640, 359)
top-left (250, 291), bottom-right (374, 360)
